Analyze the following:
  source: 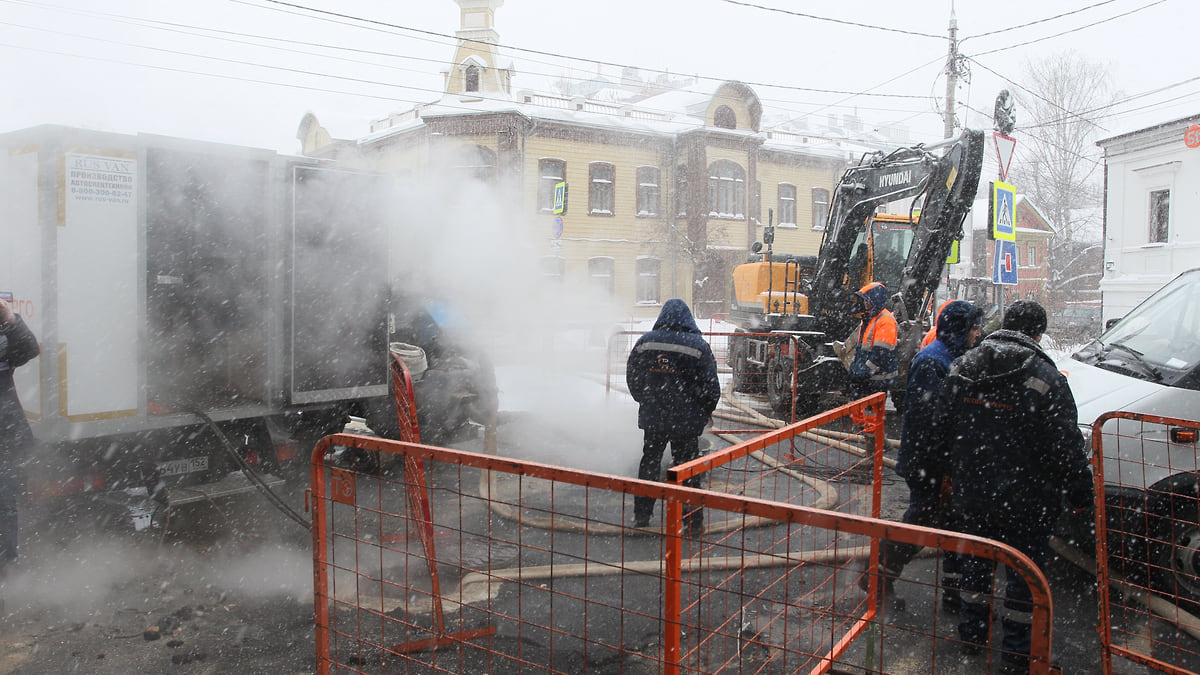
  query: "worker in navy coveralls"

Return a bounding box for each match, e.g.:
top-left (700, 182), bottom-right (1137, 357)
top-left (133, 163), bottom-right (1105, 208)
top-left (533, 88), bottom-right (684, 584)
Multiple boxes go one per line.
top-left (943, 300), bottom-right (1092, 673)
top-left (626, 299), bottom-right (720, 534)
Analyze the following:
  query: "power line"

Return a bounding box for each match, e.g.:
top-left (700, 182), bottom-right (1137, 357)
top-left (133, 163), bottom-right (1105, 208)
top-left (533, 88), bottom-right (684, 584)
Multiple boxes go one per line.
top-left (252, 0), bottom-right (934, 101)
top-left (960, 0), bottom-right (1123, 42)
top-left (971, 0), bottom-right (1166, 57)
top-left (714, 0), bottom-right (942, 39)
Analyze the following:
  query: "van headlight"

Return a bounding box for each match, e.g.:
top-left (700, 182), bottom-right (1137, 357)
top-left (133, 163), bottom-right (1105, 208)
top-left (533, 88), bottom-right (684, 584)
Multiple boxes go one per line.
top-left (1079, 424), bottom-right (1094, 457)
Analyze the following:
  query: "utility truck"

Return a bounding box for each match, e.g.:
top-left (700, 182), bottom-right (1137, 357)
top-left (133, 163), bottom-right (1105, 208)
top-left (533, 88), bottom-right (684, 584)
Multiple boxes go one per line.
top-left (0, 126), bottom-right (493, 529)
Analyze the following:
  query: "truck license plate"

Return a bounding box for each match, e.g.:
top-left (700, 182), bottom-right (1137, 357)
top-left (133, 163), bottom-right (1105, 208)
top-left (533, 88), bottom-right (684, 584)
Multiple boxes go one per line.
top-left (157, 456), bottom-right (209, 477)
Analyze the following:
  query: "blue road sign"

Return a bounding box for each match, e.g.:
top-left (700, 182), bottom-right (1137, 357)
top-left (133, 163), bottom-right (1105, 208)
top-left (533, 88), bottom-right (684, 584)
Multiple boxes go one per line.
top-left (993, 239), bottom-right (1018, 285)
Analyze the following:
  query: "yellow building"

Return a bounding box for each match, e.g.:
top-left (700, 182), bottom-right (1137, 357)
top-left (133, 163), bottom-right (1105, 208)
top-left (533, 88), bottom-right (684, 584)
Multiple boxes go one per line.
top-left (299, 0), bottom-right (860, 320)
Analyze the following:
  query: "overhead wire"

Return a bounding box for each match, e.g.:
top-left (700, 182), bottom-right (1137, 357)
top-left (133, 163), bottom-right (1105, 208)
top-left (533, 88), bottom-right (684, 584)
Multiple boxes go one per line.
top-left (714, 0), bottom-right (942, 39)
top-left (0, 0), bottom-right (945, 144)
top-left (970, 0), bottom-right (1166, 57)
top-left (959, 0), bottom-right (1124, 42)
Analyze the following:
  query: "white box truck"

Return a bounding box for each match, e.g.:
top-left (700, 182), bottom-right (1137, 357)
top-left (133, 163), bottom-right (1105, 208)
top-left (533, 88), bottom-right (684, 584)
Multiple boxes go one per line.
top-left (1, 125), bottom-right (400, 528)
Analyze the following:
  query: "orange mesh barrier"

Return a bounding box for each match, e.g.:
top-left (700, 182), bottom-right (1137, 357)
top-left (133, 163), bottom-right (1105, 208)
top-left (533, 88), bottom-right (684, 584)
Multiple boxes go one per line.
top-left (308, 395), bottom-right (1054, 673)
top-left (1091, 411), bottom-right (1200, 675)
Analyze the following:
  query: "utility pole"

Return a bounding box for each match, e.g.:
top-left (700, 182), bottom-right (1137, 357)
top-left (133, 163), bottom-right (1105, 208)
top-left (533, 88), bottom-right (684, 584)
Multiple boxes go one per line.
top-left (943, 6), bottom-right (959, 139)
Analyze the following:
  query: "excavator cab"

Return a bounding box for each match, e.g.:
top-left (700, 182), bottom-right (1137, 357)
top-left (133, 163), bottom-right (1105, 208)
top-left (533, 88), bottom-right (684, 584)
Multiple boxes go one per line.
top-left (846, 213), bottom-right (917, 296)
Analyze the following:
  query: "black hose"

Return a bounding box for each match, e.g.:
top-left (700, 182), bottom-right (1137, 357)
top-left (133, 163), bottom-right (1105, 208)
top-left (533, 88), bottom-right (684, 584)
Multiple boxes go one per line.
top-left (190, 410), bottom-right (311, 530)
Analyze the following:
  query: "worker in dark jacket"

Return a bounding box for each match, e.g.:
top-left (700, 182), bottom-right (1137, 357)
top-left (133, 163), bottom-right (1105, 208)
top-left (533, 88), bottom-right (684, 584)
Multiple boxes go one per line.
top-left (626, 299), bottom-right (720, 534)
top-left (871, 300), bottom-right (982, 608)
top-left (0, 298), bottom-right (40, 573)
top-left (943, 300), bottom-right (1092, 673)
top-left (847, 282), bottom-right (898, 426)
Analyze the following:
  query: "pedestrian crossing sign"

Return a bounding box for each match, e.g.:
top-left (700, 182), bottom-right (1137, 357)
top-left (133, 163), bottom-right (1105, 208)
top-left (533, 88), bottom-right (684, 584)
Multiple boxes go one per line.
top-left (989, 181), bottom-right (1016, 242)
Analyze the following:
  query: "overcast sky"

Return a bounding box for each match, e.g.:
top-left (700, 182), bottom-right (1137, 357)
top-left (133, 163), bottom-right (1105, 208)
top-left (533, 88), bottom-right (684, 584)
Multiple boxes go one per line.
top-left (2, 0), bottom-right (1196, 156)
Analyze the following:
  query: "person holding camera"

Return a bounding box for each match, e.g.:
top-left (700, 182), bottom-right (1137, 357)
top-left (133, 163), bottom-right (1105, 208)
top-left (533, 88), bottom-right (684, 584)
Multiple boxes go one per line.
top-left (0, 298), bottom-right (39, 576)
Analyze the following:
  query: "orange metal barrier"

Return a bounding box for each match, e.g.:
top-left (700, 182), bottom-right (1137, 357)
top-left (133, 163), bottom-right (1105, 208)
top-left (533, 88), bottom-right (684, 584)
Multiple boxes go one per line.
top-left (308, 395), bottom-right (1054, 673)
top-left (1091, 411), bottom-right (1200, 675)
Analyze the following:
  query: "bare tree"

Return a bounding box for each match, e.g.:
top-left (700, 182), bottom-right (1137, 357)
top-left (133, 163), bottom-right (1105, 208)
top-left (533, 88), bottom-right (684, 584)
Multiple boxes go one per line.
top-left (1008, 51), bottom-right (1118, 309)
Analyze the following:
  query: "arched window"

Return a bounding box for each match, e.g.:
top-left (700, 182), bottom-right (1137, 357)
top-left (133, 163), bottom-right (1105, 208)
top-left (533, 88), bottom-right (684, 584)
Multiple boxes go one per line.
top-left (777, 183), bottom-right (796, 226)
top-left (465, 65), bottom-right (480, 93)
top-left (588, 257), bottom-right (615, 295)
top-left (537, 159), bottom-right (566, 212)
top-left (713, 105), bottom-right (736, 129)
top-left (636, 166), bottom-right (660, 217)
top-left (589, 162), bottom-right (615, 215)
top-left (812, 187), bottom-right (830, 230)
top-left (456, 144), bottom-right (496, 182)
top-left (708, 160), bottom-right (745, 219)
top-left (636, 258), bottom-right (661, 304)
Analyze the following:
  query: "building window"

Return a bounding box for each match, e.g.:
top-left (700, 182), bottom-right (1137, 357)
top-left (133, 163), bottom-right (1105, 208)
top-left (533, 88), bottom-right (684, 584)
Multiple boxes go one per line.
top-left (588, 257), bottom-right (615, 295)
top-left (1149, 189), bottom-right (1170, 243)
top-left (708, 160), bottom-right (745, 219)
top-left (812, 187), bottom-right (830, 230)
top-left (713, 105), bottom-right (736, 129)
top-left (675, 166), bottom-right (687, 217)
top-left (589, 162), bottom-right (614, 215)
top-left (636, 166), bottom-right (660, 217)
top-left (465, 64), bottom-right (480, 92)
top-left (777, 183), bottom-right (796, 226)
top-left (456, 144), bottom-right (496, 182)
top-left (636, 258), bottom-right (661, 304)
top-left (537, 159), bottom-right (565, 212)
top-left (540, 256), bottom-right (564, 282)
top-left (1027, 244), bottom-right (1037, 267)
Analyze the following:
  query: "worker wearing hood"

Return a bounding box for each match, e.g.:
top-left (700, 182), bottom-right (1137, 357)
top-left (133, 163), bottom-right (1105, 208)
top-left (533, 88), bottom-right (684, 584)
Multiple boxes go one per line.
top-left (626, 299), bottom-right (720, 534)
top-left (847, 282), bottom-right (898, 424)
top-left (943, 300), bottom-right (1091, 671)
top-left (869, 300), bottom-right (982, 607)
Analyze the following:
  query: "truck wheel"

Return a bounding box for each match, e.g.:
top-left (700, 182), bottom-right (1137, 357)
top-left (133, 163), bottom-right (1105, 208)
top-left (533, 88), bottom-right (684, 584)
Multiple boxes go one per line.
top-left (766, 356), bottom-right (794, 413)
top-left (1151, 485), bottom-right (1200, 613)
top-left (730, 339), bottom-right (752, 393)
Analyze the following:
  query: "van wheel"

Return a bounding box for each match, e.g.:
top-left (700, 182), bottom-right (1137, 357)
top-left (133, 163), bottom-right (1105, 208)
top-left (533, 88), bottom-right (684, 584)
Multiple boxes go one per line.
top-left (1149, 480), bottom-right (1200, 614)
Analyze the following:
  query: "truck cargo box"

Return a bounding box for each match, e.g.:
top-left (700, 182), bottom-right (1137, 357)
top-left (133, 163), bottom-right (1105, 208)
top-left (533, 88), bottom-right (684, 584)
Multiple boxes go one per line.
top-left (0, 126), bottom-right (392, 512)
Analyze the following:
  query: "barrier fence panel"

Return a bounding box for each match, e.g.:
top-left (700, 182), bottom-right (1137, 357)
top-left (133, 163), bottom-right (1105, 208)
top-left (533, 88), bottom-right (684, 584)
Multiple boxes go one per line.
top-left (309, 401), bottom-right (1054, 673)
top-left (1092, 411), bottom-right (1200, 675)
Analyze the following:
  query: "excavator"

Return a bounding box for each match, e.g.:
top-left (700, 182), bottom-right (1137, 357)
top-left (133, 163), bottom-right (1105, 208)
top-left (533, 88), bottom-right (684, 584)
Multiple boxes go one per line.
top-left (728, 128), bottom-right (986, 413)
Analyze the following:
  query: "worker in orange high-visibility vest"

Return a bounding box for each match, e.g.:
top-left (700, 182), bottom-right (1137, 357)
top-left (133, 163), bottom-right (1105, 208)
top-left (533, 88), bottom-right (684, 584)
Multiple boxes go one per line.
top-left (847, 282), bottom-right (898, 426)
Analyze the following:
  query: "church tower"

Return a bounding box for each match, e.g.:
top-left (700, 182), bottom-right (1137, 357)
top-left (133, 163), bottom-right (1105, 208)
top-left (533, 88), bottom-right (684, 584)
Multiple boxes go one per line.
top-left (445, 0), bottom-right (514, 96)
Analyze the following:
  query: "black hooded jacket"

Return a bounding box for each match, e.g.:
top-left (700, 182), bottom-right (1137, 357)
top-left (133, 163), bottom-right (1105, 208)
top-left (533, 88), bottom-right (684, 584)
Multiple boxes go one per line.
top-left (943, 329), bottom-right (1092, 529)
top-left (0, 314), bottom-right (40, 456)
top-left (626, 300), bottom-right (721, 437)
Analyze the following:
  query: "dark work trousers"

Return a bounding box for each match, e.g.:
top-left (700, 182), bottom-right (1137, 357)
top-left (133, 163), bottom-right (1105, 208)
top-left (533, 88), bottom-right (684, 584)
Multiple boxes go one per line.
top-left (958, 512), bottom-right (1051, 667)
top-left (879, 474), bottom-right (961, 599)
top-left (634, 433), bottom-right (702, 523)
top-left (0, 459), bottom-right (18, 569)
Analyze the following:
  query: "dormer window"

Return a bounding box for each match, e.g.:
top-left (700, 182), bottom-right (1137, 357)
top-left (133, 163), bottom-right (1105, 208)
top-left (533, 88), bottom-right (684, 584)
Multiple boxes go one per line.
top-left (465, 65), bottom-right (480, 93)
top-left (714, 105), bottom-right (736, 129)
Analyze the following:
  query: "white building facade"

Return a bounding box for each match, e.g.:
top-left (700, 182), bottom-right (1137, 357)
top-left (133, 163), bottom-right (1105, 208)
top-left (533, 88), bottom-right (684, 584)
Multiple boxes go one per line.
top-left (1097, 113), bottom-right (1200, 323)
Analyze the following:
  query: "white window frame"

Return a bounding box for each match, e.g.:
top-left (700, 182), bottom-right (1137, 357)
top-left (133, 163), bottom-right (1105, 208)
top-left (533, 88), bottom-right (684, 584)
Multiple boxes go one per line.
top-left (589, 162), bottom-right (615, 216)
top-left (812, 187), bottom-right (830, 231)
top-left (707, 160), bottom-right (745, 220)
top-left (537, 158), bottom-right (566, 213)
top-left (777, 183), bottom-right (797, 228)
top-left (588, 256), bottom-right (615, 295)
top-left (636, 257), bottom-right (661, 304)
top-left (635, 166), bottom-right (660, 218)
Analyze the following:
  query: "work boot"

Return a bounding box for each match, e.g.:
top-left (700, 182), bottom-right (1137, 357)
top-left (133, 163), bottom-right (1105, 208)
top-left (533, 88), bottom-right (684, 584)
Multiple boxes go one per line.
top-left (857, 562), bottom-right (896, 594)
top-left (633, 514), bottom-right (651, 529)
top-left (683, 509), bottom-right (704, 538)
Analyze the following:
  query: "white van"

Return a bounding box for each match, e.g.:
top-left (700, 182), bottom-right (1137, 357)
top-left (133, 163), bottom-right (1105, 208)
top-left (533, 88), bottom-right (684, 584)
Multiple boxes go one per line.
top-left (1056, 267), bottom-right (1200, 607)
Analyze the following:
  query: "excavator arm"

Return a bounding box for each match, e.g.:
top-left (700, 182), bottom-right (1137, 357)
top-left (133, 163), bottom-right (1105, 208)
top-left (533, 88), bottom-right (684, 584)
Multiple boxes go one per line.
top-left (809, 128), bottom-right (986, 338)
